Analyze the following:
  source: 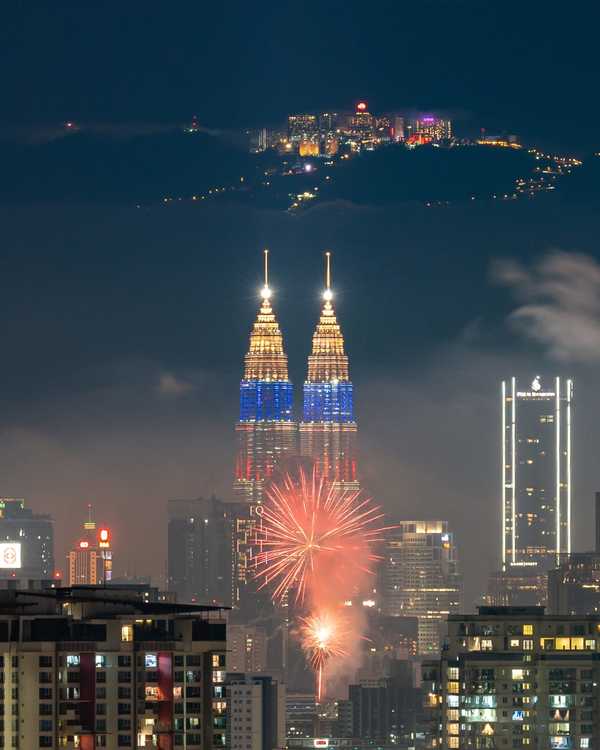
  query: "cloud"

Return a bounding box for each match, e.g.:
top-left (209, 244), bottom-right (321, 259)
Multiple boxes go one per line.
top-left (494, 250), bottom-right (600, 362)
top-left (157, 373), bottom-right (195, 397)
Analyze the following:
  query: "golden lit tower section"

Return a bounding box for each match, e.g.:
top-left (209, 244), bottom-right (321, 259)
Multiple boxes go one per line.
top-left (234, 250), bottom-right (297, 505)
top-left (299, 252), bottom-right (359, 490)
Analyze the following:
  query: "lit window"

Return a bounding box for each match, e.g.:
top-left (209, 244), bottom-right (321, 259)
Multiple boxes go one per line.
top-left (145, 654), bottom-right (157, 669)
top-left (510, 638), bottom-right (521, 648)
top-left (555, 637), bottom-right (570, 650)
top-left (481, 639), bottom-right (493, 651)
top-left (512, 669), bottom-right (524, 680)
top-left (523, 639), bottom-right (533, 650)
top-left (173, 686), bottom-right (183, 699)
top-left (523, 625), bottom-right (533, 636)
top-left (446, 695), bottom-right (459, 708)
top-left (447, 723), bottom-right (459, 736)
top-left (570, 637), bottom-right (584, 650)
top-left (447, 667), bottom-right (459, 680)
top-left (121, 625), bottom-right (133, 643)
top-left (447, 681), bottom-right (459, 694)
top-left (66, 655), bottom-right (80, 668)
top-left (446, 709), bottom-right (459, 721)
top-left (145, 686), bottom-right (160, 701)
top-left (95, 654), bottom-right (106, 668)
top-left (448, 739), bottom-right (459, 749)
top-left (585, 639), bottom-right (596, 650)
top-left (581, 739), bottom-right (590, 749)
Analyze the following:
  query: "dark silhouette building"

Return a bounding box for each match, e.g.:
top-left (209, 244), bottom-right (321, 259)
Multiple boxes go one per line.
top-left (167, 496), bottom-right (234, 606)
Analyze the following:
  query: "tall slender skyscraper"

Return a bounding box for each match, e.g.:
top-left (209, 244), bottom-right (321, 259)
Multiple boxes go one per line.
top-left (501, 375), bottom-right (573, 570)
top-left (233, 251), bottom-right (296, 601)
top-left (488, 375), bottom-right (573, 607)
top-left (299, 252), bottom-right (358, 490)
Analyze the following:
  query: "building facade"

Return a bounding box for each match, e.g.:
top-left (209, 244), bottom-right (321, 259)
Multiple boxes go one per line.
top-left (490, 376), bottom-right (573, 606)
top-left (0, 498), bottom-right (54, 581)
top-left (226, 673), bottom-right (285, 750)
top-left (428, 606), bottom-right (600, 750)
top-left (502, 376), bottom-right (573, 570)
top-left (226, 624), bottom-right (268, 673)
top-left (0, 586), bottom-right (227, 750)
top-left (233, 252), bottom-right (297, 602)
top-left (380, 521), bottom-right (462, 655)
top-left (299, 253), bottom-right (358, 491)
top-left (67, 512), bottom-right (112, 586)
top-left (167, 497), bottom-right (234, 606)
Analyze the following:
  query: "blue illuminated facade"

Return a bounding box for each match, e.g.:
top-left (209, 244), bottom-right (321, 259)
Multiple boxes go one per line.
top-left (239, 380), bottom-right (294, 422)
top-left (302, 381), bottom-right (354, 423)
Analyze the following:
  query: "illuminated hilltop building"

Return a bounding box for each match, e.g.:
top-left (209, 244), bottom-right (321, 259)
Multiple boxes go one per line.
top-left (233, 251), bottom-right (296, 600)
top-left (299, 252), bottom-right (358, 490)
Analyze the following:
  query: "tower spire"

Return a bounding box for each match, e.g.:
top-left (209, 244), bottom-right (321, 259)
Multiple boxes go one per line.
top-left (324, 250), bottom-right (332, 298)
top-left (262, 248), bottom-right (271, 299)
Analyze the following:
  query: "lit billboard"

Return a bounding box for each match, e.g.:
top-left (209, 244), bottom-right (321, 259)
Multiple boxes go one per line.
top-left (0, 543), bottom-right (21, 569)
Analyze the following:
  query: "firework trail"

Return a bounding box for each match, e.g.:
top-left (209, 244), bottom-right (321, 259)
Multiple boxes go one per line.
top-left (299, 611), bottom-right (349, 702)
top-left (253, 466), bottom-right (388, 605)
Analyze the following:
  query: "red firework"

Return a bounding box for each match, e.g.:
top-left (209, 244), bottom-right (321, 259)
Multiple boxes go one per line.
top-left (299, 611), bottom-right (348, 702)
top-left (253, 466), bottom-right (389, 604)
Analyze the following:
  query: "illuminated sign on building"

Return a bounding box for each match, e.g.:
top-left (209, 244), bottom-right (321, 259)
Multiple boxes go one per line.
top-left (0, 542), bottom-right (22, 569)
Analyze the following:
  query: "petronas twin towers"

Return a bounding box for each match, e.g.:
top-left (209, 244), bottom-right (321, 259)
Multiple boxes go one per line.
top-left (234, 250), bottom-right (359, 511)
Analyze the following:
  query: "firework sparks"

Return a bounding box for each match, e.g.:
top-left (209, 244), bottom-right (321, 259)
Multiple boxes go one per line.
top-left (253, 466), bottom-right (388, 604)
top-left (299, 611), bottom-right (348, 701)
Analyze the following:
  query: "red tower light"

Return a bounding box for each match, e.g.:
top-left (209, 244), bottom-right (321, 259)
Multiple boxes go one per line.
top-left (356, 101), bottom-right (367, 112)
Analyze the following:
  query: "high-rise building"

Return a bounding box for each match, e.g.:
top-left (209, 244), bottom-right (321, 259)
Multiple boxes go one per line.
top-left (414, 116), bottom-right (452, 141)
top-left (0, 586), bottom-right (227, 750)
top-left (227, 624), bottom-right (268, 673)
top-left (0, 498), bottom-right (54, 580)
top-left (380, 521), bottom-right (462, 655)
top-left (286, 693), bottom-right (317, 739)
top-left (226, 673), bottom-right (286, 750)
top-left (299, 253), bottom-right (358, 491)
top-left (67, 509), bottom-right (112, 586)
top-left (348, 660), bottom-right (423, 746)
top-left (547, 493), bottom-right (600, 615)
top-left (167, 496), bottom-right (234, 606)
top-left (288, 115), bottom-right (318, 144)
top-left (348, 102), bottom-right (375, 143)
top-left (392, 115), bottom-right (405, 141)
top-left (502, 375), bottom-right (573, 569)
top-left (489, 376), bottom-right (573, 606)
top-left (426, 606), bottom-right (600, 750)
top-left (233, 251), bottom-right (296, 601)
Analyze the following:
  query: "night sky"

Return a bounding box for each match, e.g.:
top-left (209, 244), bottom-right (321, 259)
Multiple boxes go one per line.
top-left (1, 2), bottom-right (600, 604)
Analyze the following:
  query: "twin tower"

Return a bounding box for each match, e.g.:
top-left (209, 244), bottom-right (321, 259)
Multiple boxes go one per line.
top-left (234, 250), bottom-right (359, 508)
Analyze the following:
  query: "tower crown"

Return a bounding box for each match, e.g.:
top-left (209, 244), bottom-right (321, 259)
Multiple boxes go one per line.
top-left (243, 249), bottom-right (289, 381)
top-left (306, 251), bottom-right (350, 383)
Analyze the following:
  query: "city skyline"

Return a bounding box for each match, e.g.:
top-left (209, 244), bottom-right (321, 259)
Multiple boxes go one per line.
top-left (0, 0), bottom-right (600, 632)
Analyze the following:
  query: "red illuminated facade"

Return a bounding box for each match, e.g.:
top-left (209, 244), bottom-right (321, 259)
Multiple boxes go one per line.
top-left (67, 509), bottom-right (113, 586)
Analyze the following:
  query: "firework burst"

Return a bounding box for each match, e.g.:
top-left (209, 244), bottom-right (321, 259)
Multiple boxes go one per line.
top-left (253, 466), bottom-right (388, 604)
top-left (299, 611), bottom-right (348, 701)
